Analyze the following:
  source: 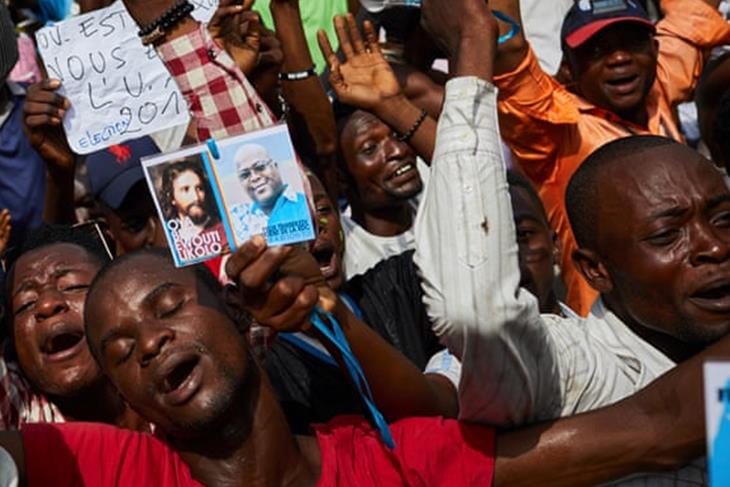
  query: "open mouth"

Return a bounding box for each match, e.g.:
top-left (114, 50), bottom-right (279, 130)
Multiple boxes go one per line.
top-left (386, 162), bottom-right (416, 182)
top-left (605, 74), bottom-right (639, 94)
top-left (689, 280), bottom-right (730, 313)
top-left (157, 352), bottom-right (203, 406)
top-left (161, 356), bottom-right (199, 394)
top-left (312, 245), bottom-right (337, 279)
top-left (41, 326), bottom-right (86, 361)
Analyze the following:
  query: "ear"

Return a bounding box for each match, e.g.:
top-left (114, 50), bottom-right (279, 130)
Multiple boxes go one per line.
top-left (572, 248), bottom-right (613, 293)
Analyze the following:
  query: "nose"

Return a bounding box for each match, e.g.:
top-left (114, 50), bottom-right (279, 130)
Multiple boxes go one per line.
top-left (35, 289), bottom-right (69, 321)
top-left (604, 48), bottom-right (633, 67)
top-left (138, 327), bottom-right (174, 366)
top-left (384, 135), bottom-right (409, 161)
top-left (690, 222), bottom-right (730, 266)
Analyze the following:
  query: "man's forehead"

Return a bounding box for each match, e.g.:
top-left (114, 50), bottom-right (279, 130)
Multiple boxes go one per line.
top-left (15, 244), bottom-right (97, 278)
top-left (599, 150), bottom-right (727, 219)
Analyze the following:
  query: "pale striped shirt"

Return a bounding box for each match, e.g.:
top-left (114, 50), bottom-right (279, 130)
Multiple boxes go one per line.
top-left (414, 76), bottom-right (706, 485)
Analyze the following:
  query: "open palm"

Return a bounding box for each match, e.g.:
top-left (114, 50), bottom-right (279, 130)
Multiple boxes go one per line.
top-left (319, 15), bottom-right (403, 111)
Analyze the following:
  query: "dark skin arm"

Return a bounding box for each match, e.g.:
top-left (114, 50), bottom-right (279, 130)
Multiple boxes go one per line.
top-left (225, 237), bottom-right (450, 420)
top-left (22, 79), bottom-right (76, 224)
top-left (269, 0), bottom-right (339, 201)
top-left (494, 331), bottom-right (709, 487)
top-left (474, 0), bottom-right (529, 75)
top-left (223, 235), bottom-right (707, 487)
top-left (319, 15), bottom-right (437, 163)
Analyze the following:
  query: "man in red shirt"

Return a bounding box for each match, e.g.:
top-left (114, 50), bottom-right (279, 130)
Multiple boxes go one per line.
top-left (0, 241), bottom-right (719, 486)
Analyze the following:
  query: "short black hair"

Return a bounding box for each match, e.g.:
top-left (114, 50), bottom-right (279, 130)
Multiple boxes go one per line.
top-left (507, 169), bottom-right (549, 224)
top-left (565, 135), bottom-right (676, 249)
top-left (6, 224), bottom-right (110, 277)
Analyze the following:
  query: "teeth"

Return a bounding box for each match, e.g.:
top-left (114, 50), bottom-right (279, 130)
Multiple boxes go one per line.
top-left (395, 164), bottom-right (413, 177)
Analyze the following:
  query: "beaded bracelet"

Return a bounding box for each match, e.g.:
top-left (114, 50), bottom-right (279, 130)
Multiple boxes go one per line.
top-left (395, 108), bottom-right (428, 142)
top-left (278, 68), bottom-right (317, 81)
top-left (138, 0), bottom-right (195, 46)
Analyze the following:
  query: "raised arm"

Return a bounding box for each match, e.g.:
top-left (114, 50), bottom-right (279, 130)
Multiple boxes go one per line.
top-left (224, 238), bottom-right (455, 421)
top-left (268, 0), bottom-right (339, 199)
top-left (319, 15), bottom-right (437, 163)
top-left (481, 0), bottom-right (528, 75)
top-left (415, 0), bottom-right (565, 427)
top-left (23, 79), bottom-right (76, 224)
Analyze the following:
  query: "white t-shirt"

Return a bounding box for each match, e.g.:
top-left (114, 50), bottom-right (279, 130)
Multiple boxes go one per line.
top-left (341, 214), bottom-right (416, 280)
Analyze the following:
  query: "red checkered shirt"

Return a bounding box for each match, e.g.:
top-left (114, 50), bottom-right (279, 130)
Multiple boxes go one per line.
top-left (155, 24), bottom-right (316, 358)
top-left (0, 355), bottom-right (64, 429)
top-left (157, 24), bottom-right (277, 142)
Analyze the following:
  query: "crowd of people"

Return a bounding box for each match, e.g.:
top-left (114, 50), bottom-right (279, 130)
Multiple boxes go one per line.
top-left (0, 0), bottom-right (730, 484)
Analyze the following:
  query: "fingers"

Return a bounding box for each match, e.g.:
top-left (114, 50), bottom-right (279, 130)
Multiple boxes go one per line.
top-left (318, 29), bottom-right (343, 83)
top-left (363, 20), bottom-right (382, 55)
top-left (226, 236), bottom-right (286, 288)
top-left (225, 237), bottom-right (319, 333)
top-left (256, 278), bottom-right (319, 332)
top-left (209, 4), bottom-right (245, 28)
top-left (334, 16), bottom-right (354, 59)
top-left (24, 80), bottom-right (70, 127)
top-left (346, 14), bottom-right (366, 54)
top-left (265, 284), bottom-right (319, 332)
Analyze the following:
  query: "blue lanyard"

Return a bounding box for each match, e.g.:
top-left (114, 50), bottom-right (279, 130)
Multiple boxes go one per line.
top-left (493, 10), bottom-right (521, 45)
top-left (309, 307), bottom-right (396, 449)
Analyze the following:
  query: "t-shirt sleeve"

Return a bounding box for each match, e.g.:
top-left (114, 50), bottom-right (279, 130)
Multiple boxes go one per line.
top-left (22, 422), bottom-right (201, 487)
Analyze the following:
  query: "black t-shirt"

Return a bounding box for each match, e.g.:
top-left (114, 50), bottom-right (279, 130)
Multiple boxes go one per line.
top-left (264, 250), bottom-right (443, 434)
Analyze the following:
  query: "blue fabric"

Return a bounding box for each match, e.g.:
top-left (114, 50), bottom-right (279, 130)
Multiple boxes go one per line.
top-left (711, 379), bottom-right (730, 486)
top-left (253, 188), bottom-right (314, 245)
top-left (37, 0), bottom-right (72, 23)
top-left (0, 88), bottom-right (46, 249)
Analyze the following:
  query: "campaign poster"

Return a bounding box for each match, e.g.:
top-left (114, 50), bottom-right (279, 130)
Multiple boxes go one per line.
top-left (142, 147), bottom-right (228, 267)
top-left (204, 125), bottom-right (315, 248)
top-left (704, 361), bottom-right (730, 486)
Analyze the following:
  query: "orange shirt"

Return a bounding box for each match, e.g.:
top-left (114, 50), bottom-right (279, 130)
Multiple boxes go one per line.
top-left (495, 0), bottom-right (730, 316)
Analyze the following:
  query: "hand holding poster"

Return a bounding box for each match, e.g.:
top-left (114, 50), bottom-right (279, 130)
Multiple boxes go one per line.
top-left (142, 125), bottom-right (315, 267)
top-left (34, 0), bottom-right (190, 154)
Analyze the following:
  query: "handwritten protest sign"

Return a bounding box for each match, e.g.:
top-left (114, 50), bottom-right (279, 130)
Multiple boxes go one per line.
top-left (35, 1), bottom-right (190, 154)
top-left (190, 0), bottom-right (219, 23)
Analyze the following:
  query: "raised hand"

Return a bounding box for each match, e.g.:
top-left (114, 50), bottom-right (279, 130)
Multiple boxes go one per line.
top-left (23, 80), bottom-right (75, 174)
top-left (225, 236), bottom-right (336, 333)
top-left (0, 209), bottom-right (11, 256)
top-left (318, 14), bottom-right (403, 111)
top-left (208, 0), bottom-right (262, 75)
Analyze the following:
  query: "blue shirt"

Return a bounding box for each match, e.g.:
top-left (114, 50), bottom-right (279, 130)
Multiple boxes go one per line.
top-left (0, 83), bottom-right (46, 249)
top-left (254, 189), bottom-right (314, 245)
top-left (230, 185), bottom-right (314, 246)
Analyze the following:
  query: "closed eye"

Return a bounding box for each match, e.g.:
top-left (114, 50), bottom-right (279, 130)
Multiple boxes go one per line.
top-left (158, 299), bottom-right (185, 320)
top-left (644, 228), bottom-right (681, 246)
top-left (14, 300), bottom-right (36, 315)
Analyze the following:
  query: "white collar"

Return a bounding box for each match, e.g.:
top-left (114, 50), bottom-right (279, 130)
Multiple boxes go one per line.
top-left (585, 298), bottom-right (675, 380)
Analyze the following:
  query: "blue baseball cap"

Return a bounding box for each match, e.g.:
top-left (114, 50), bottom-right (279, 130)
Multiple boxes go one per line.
top-left (86, 137), bottom-right (160, 210)
top-left (561, 0), bottom-right (654, 49)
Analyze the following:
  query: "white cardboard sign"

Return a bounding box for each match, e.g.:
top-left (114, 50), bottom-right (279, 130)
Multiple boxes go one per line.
top-left (35, 1), bottom-right (190, 154)
top-left (190, 0), bottom-right (219, 24)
